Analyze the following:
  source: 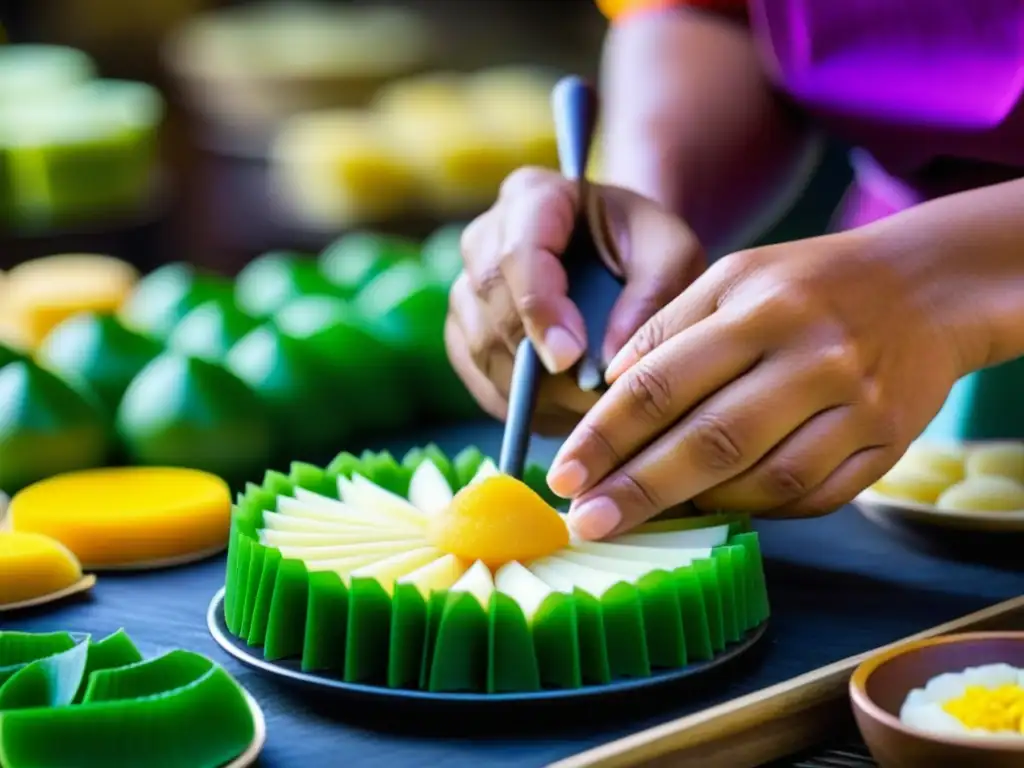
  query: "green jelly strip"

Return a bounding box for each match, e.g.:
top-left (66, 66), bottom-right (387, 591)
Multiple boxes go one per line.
top-left (531, 593), bottom-right (582, 688)
top-left (302, 572), bottom-right (348, 674)
top-left (264, 559), bottom-right (309, 661)
top-left (571, 591), bottom-right (611, 685)
top-left (225, 447), bottom-right (774, 691)
top-left (0, 639), bottom-right (88, 710)
top-left (637, 570), bottom-right (687, 669)
top-left (388, 584), bottom-right (428, 689)
top-left (74, 630), bottom-right (143, 703)
top-left (0, 633), bottom-right (76, 687)
top-left (0, 651), bottom-right (254, 768)
top-left (595, 583), bottom-right (650, 679)
top-left (672, 566), bottom-right (713, 661)
top-left (344, 578), bottom-right (392, 684)
top-left (429, 592), bottom-right (488, 692)
top-left (488, 594), bottom-right (540, 693)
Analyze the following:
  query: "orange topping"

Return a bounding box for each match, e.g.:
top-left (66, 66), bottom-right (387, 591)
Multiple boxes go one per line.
top-left (427, 475), bottom-right (568, 568)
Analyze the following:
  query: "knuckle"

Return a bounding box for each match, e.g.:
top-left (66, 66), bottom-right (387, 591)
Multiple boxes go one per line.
top-left (760, 461), bottom-right (810, 500)
top-left (624, 361), bottom-right (674, 421)
top-left (577, 421), bottom-right (624, 467)
top-left (688, 413), bottom-right (745, 471)
top-left (494, 311), bottom-right (524, 345)
top-left (500, 166), bottom-right (560, 196)
top-left (614, 471), bottom-right (663, 517)
top-left (471, 265), bottom-right (506, 302)
top-left (630, 320), bottom-right (664, 360)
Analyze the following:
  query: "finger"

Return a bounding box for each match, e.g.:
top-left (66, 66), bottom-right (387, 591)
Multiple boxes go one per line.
top-left (444, 313), bottom-right (508, 422)
top-left (494, 169), bottom-right (588, 374)
top-left (565, 350), bottom-right (858, 539)
top-left (449, 273), bottom-right (515, 395)
top-left (604, 253), bottom-right (742, 382)
top-left (461, 205), bottom-right (523, 352)
top-left (694, 404), bottom-right (868, 512)
top-left (596, 188), bottom-right (705, 362)
top-left (765, 445), bottom-right (897, 519)
top-left (548, 313), bottom-right (761, 498)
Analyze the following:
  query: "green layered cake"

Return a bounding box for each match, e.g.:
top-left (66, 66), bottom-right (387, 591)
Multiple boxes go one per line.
top-left (224, 447), bottom-right (770, 693)
top-left (0, 630), bottom-right (255, 767)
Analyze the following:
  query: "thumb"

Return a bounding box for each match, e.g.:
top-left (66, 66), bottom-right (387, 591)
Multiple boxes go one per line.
top-left (589, 187), bottom-right (705, 363)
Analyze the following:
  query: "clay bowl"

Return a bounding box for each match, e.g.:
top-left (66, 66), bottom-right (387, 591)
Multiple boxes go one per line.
top-left (850, 632), bottom-right (1024, 768)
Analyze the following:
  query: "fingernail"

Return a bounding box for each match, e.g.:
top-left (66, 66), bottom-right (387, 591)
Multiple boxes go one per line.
top-left (539, 326), bottom-right (583, 374)
top-left (569, 496), bottom-right (621, 540)
top-left (604, 344), bottom-right (634, 381)
top-left (547, 459), bottom-right (588, 498)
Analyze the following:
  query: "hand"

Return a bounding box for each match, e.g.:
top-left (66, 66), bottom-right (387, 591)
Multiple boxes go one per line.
top-left (547, 230), bottom-right (971, 538)
top-left (445, 166), bottom-right (705, 434)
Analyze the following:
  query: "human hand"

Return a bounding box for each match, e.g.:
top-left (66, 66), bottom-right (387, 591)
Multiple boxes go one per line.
top-left (547, 230), bottom-right (972, 538)
top-left (445, 167), bottom-right (705, 435)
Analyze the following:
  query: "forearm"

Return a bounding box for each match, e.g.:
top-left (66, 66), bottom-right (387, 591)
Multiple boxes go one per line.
top-left (599, 8), bottom-right (816, 252)
top-left (862, 178), bottom-right (1024, 374)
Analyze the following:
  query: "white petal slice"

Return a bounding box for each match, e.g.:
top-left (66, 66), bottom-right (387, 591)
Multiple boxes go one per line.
top-left (494, 560), bottom-right (553, 621)
top-left (277, 540), bottom-right (422, 562)
top-left (568, 540), bottom-right (711, 567)
top-left (467, 458), bottom-right (499, 486)
top-left (963, 663), bottom-right (1020, 689)
top-left (338, 474), bottom-right (428, 528)
top-left (901, 702), bottom-right (968, 735)
top-left (305, 553), bottom-right (392, 574)
top-left (923, 672), bottom-right (969, 703)
top-left (398, 553), bottom-right (468, 596)
top-left (259, 528), bottom-right (418, 547)
top-left (407, 460), bottom-right (453, 514)
top-left (554, 550), bottom-right (656, 577)
top-left (350, 547), bottom-right (443, 594)
top-left (529, 556), bottom-right (624, 598)
top-left (450, 560), bottom-right (494, 607)
top-left (611, 524), bottom-right (729, 549)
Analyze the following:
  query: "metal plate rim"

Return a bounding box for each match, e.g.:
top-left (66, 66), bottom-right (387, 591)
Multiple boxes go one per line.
top-left (207, 587), bottom-right (768, 704)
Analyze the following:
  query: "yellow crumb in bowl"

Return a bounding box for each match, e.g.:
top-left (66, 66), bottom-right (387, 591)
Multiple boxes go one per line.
top-left (900, 664), bottom-right (1024, 737)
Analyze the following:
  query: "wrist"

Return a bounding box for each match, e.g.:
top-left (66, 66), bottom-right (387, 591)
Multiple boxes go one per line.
top-left (859, 184), bottom-right (1024, 376)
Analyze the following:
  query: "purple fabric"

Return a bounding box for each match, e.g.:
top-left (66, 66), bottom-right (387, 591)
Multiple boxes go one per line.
top-left (747, 0), bottom-right (1024, 229)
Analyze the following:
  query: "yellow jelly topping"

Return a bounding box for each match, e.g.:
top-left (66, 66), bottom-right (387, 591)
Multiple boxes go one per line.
top-left (0, 531), bottom-right (83, 606)
top-left (943, 684), bottom-right (1024, 733)
top-left (427, 475), bottom-right (569, 568)
top-left (10, 467), bottom-right (231, 568)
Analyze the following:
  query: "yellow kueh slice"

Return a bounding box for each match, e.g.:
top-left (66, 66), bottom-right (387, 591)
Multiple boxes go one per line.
top-left (10, 467), bottom-right (231, 569)
top-left (0, 530), bottom-right (94, 608)
top-left (4, 253), bottom-right (139, 348)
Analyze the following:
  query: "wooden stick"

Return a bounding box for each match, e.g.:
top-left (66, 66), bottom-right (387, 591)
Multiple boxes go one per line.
top-left (552, 595), bottom-right (1024, 768)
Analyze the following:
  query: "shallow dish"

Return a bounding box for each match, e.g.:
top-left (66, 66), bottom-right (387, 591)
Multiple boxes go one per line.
top-left (850, 632), bottom-right (1024, 768)
top-left (207, 587), bottom-right (768, 706)
top-left (854, 488), bottom-right (1024, 534)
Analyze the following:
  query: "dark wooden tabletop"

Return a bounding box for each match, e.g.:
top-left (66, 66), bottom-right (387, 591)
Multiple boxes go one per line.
top-left (6, 421), bottom-right (1022, 767)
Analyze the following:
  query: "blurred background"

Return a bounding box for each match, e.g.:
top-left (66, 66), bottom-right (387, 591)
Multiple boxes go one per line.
top-left (0, 0), bottom-right (851, 489)
top-left (0, 0), bottom-right (611, 272)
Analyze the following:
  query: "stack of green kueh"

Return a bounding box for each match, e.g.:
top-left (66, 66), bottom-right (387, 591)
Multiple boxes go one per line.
top-left (0, 45), bottom-right (163, 230)
top-left (0, 629), bottom-right (255, 767)
top-left (223, 446), bottom-right (770, 694)
top-left (6, 226), bottom-right (473, 492)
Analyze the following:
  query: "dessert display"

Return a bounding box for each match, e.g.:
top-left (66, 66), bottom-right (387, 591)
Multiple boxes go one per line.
top-left (900, 664), bottom-right (1024, 737)
top-left (8, 467), bottom-right (231, 570)
top-left (165, 3), bottom-right (434, 151)
top-left (0, 532), bottom-right (95, 610)
top-left (869, 441), bottom-right (1024, 512)
top-left (0, 46), bottom-right (163, 231)
top-left (0, 630), bottom-right (259, 767)
top-left (268, 66), bottom-right (560, 228)
top-left (0, 227), bottom-right (471, 493)
top-left (223, 446), bottom-right (769, 693)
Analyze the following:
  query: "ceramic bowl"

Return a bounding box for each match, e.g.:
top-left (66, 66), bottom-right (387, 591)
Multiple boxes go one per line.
top-left (850, 632), bottom-right (1024, 768)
